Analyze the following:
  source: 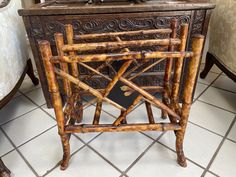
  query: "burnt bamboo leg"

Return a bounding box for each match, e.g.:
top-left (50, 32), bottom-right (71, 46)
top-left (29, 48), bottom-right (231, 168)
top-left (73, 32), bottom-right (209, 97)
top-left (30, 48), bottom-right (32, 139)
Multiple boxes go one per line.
top-left (65, 24), bottom-right (83, 123)
top-left (171, 24), bottom-right (189, 115)
top-left (39, 41), bottom-right (70, 170)
top-left (176, 35), bottom-right (204, 167)
top-left (162, 19), bottom-right (178, 119)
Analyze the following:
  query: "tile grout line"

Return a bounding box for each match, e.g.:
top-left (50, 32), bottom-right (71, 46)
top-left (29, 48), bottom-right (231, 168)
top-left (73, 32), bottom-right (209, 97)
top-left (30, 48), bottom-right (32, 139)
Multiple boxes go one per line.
top-left (42, 144), bottom-right (88, 177)
top-left (193, 72), bottom-right (222, 104)
top-left (11, 72), bottom-right (231, 176)
top-left (210, 85), bottom-right (236, 95)
top-left (197, 99), bottom-right (236, 114)
top-left (155, 139), bottom-right (207, 171)
top-left (0, 126), bottom-right (39, 177)
top-left (188, 121), bottom-right (224, 138)
top-left (42, 132), bottom-right (103, 176)
top-left (0, 106), bottom-right (39, 127)
top-left (123, 132), bottom-right (166, 175)
top-left (85, 143), bottom-right (125, 175)
top-left (0, 125), bottom-right (57, 159)
top-left (201, 116), bottom-right (236, 177)
top-left (226, 137), bottom-right (236, 144)
top-left (206, 170), bottom-right (220, 177)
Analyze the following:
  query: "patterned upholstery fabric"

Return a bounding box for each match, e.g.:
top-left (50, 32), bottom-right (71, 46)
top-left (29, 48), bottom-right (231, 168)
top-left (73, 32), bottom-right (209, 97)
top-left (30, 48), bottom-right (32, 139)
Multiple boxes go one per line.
top-left (0, 0), bottom-right (28, 100)
top-left (209, 0), bottom-right (236, 75)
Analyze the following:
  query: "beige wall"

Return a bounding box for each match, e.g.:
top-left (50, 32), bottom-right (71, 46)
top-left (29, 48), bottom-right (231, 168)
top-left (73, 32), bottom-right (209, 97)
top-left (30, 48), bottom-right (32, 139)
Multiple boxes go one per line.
top-left (21, 0), bottom-right (35, 8)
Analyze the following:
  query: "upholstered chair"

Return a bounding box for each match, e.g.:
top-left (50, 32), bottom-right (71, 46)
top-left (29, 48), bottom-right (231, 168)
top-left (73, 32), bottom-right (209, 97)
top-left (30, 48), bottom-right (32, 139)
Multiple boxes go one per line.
top-left (201, 0), bottom-right (236, 81)
top-left (0, 0), bottom-right (38, 176)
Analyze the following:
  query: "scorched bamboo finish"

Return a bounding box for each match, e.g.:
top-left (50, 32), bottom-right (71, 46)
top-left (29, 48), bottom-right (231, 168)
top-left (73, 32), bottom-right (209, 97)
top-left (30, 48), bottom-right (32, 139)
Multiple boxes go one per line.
top-left (38, 25), bottom-right (204, 170)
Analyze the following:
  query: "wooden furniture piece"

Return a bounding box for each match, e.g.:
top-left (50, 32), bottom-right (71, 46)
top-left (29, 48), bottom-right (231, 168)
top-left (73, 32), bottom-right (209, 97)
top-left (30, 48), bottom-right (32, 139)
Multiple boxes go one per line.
top-left (0, 1), bottom-right (39, 176)
top-left (18, 0), bottom-right (215, 108)
top-left (38, 22), bottom-right (204, 170)
top-left (200, 0), bottom-right (236, 82)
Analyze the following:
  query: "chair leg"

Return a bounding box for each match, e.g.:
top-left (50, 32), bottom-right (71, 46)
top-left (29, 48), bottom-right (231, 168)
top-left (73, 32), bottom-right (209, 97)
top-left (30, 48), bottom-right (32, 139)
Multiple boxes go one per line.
top-left (26, 59), bottom-right (39, 85)
top-left (60, 134), bottom-right (71, 170)
top-left (0, 158), bottom-right (10, 177)
top-left (176, 131), bottom-right (187, 167)
top-left (200, 52), bottom-right (215, 79)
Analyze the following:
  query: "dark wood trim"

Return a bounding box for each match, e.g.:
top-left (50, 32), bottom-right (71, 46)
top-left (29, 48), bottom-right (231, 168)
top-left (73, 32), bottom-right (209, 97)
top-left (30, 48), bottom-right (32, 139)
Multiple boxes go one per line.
top-left (35, 0), bottom-right (41, 4)
top-left (0, 59), bottom-right (39, 108)
top-left (200, 52), bottom-right (236, 82)
top-left (0, 59), bottom-right (39, 176)
top-left (0, 62), bottom-right (27, 108)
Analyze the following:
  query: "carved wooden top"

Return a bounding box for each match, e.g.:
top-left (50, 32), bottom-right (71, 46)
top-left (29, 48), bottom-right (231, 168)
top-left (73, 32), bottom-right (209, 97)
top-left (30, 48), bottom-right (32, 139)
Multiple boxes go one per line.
top-left (0, 0), bottom-right (10, 8)
top-left (18, 0), bottom-right (215, 16)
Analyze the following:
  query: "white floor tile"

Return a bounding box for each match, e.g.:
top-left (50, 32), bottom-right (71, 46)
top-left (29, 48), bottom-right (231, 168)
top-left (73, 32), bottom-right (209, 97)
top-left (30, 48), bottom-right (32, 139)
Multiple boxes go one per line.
top-left (189, 101), bottom-right (235, 136)
top-left (199, 87), bottom-right (236, 113)
top-left (204, 172), bottom-right (217, 177)
top-left (200, 64), bottom-right (222, 74)
top-left (41, 104), bottom-right (56, 118)
top-left (19, 78), bottom-right (41, 93)
top-left (47, 146), bottom-right (121, 177)
top-left (81, 105), bottom-right (116, 124)
top-left (26, 88), bottom-right (46, 106)
top-left (198, 72), bottom-right (219, 85)
top-left (13, 91), bottom-right (22, 98)
top-left (210, 140), bottom-right (236, 177)
top-left (127, 143), bottom-right (203, 177)
top-left (227, 121), bottom-right (236, 142)
top-left (0, 129), bottom-right (14, 157)
top-left (89, 132), bottom-right (153, 171)
top-left (0, 96), bottom-right (37, 125)
top-left (159, 123), bottom-right (222, 167)
top-left (194, 83), bottom-right (208, 99)
top-left (2, 150), bottom-right (36, 177)
top-left (2, 108), bottom-right (56, 146)
top-left (127, 103), bottom-right (167, 124)
top-left (19, 127), bottom-right (83, 176)
top-left (212, 75), bottom-right (236, 93)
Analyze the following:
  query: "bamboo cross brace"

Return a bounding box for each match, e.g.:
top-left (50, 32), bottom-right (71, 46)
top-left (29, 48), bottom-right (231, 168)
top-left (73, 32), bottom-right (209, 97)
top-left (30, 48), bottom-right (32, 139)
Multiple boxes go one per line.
top-left (54, 67), bottom-right (126, 111)
top-left (128, 58), bottom-right (165, 80)
top-left (61, 38), bottom-right (181, 52)
top-left (50, 51), bottom-right (193, 63)
top-left (119, 77), bottom-right (180, 119)
top-left (113, 95), bottom-right (143, 126)
top-left (75, 28), bottom-right (172, 40)
top-left (65, 123), bottom-right (181, 133)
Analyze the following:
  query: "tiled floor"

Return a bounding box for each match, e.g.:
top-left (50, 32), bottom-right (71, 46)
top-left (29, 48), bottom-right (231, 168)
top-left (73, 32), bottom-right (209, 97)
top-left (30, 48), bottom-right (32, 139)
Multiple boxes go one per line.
top-left (0, 65), bottom-right (236, 177)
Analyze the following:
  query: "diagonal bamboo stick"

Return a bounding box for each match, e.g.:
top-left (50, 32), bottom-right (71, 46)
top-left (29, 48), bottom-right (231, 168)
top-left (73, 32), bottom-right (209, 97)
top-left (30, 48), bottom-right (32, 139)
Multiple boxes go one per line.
top-left (119, 77), bottom-right (180, 119)
top-left (54, 67), bottom-right (126, 111)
